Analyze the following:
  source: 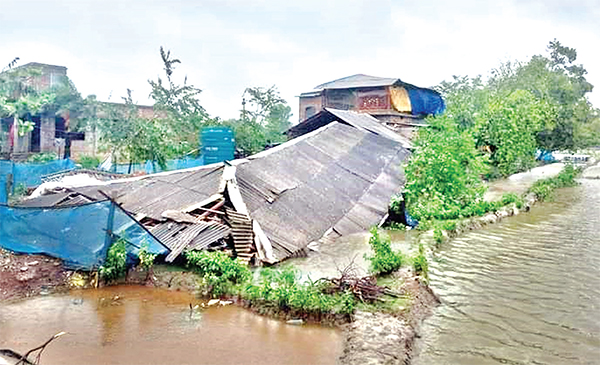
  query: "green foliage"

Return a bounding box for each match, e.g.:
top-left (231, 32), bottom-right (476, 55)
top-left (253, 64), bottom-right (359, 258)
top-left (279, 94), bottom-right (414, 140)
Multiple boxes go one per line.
top-left (529, 163), bottom-right (580, 201)
top-left (399, 39), bottom-right (598, 229)
top-left (501, 192), bottom-right (524, 209)
top-left (364, 227), bottom-right (404, 275)
top-left (441, 220), bottom-right (457, 231)
top-left (26, 152), bottom-right (58, 163)
top-left (384, 221), bottom-right (407, 231)
top-left (99, 239), bottom-right (127, 283)
top-left (412, 244), bottom-right (428, 277)
top-left (241, 267), bottom-right (355, 316)
top-left (402, 116), bottom-right (488, 222)
top-left (138, 243), bottom-right (157, 270)
top-left (185, 250), bottom-right (251, 297)
top-left (213, 86), bottom-right (292, 156)
top-left (77, 155), bottom-right (101, 169)
top-left (433, 228), bottom-right (443, 245)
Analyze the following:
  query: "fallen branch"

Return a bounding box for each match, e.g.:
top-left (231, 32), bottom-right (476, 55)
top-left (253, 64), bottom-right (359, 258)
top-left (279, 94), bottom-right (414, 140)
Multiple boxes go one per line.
top-left (16, 332), bottom-right (66, 365)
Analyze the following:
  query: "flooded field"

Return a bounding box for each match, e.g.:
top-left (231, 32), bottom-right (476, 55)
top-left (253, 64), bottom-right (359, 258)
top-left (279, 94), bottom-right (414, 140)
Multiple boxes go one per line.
top-left (414, 180), bottom-right (600, 364)
top-left (0, 286), bottom-right (342, 365)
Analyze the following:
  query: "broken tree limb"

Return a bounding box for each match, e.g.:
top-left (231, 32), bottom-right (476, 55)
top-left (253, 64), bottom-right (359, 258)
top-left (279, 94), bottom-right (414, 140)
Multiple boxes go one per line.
top-left (15, 332), bottom-right (66, 365)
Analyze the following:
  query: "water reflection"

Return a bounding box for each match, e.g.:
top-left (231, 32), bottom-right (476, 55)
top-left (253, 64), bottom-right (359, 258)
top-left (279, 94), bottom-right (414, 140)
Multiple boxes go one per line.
top-left (0, 286), bottom-right (341, 365)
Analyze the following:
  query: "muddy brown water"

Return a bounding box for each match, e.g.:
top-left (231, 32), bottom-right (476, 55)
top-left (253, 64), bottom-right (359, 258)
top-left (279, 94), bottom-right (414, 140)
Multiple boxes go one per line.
top-left (414, 179), bottom-right (600, 364)
top-left (0, 286), bottom-right (342, 365)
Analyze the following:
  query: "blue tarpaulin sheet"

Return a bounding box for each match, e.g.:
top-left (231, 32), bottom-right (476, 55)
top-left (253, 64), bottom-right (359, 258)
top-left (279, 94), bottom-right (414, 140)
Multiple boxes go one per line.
top-left (408, 88), bottom-right (446, 116)
top-left (0, 159), bottom-right (77, 203)
top-left (99, 156), bottom-right (205, 174)
top-left (0, 201), bottom-right (169, 269)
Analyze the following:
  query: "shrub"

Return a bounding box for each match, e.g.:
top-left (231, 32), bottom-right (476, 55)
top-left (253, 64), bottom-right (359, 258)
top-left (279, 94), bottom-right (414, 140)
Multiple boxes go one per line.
top-left (99, 239), bottom-right (127, 283)
top-left (138, 243), bottom-right (157, 270)
top-left (241, 267), bottom-right (356, 315)
top-left (78, 155), bottom-right (101, 169)
top-left (185, 250), bottom-right (251, 297)
top-left (385, 221), bottom-right (407, 231)
top-left (364, 227), bottom-right (403, 275)
top-left (501, 192), bottom-right (524, 209)
top-left (441, 220), bottom-right (457, 232)
top-left (528, 164), bottom-right (580, 201)
top-left (412, 244), bottom-right (428, 276)
top-left (26, 152), bottom-right (57, 163)
top-left (433, 228), bottom-right (444, 245)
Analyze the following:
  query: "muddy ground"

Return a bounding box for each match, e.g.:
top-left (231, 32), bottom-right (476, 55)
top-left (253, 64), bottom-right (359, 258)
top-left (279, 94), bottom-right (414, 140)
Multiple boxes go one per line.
top-left (0, 248), bottom-right (70, 301)
top-left (338, 270), bottom-right (440, 365)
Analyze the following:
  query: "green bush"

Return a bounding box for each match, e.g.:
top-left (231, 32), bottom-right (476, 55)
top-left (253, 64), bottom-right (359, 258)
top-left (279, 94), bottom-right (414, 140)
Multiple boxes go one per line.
top-left (138, 243), bottom-right (157, 270)
top-left (433, 228), bottom-right (444, 245)
top-left (78, 155), bottom-right (101, 169)
top-left (26, 152), bottom-right (57, 163)
top-left (241, 267), bottom-right (355, 315)
top-left (185, 250), bottom-right (251, 297)
top-left (441, 220), bottom-right (457, 231)
top-left (364, 227), bottom-right (403, 275)
top-left (412, 244), bottom-right (428, 277)
top-left (384, 221), bottom-right (407, 231)
top-left (501, 192), bottom-right (524, 209)
top-left (99, 238), bottom-right (127, 283)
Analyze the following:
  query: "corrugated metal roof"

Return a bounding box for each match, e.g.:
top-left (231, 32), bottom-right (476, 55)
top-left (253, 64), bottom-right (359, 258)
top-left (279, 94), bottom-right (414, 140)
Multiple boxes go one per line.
top-left (70, 165), bottom-right (224, 221)
top-left (18, 122), bottom-right (409, 264)
top-left (286, 108), bottom-right (413, 149)
top-left (313, 74), bottom-right (400, 90)
top-left (237, 122), bottom-right (409, 261)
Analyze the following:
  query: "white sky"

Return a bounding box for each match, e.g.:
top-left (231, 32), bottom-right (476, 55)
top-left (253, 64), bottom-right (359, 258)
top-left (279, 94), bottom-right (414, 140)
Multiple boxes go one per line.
top-left (1, 0), bottom-right (599, 122)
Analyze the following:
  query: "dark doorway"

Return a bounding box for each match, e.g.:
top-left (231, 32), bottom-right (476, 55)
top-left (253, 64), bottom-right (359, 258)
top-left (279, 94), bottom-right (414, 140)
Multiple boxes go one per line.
top-left (30, 115), bottom-right (41, 152)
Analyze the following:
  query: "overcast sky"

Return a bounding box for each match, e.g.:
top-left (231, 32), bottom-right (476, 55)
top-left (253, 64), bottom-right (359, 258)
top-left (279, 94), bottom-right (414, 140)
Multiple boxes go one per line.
top-left (1, 0), bottom-right (598, 122)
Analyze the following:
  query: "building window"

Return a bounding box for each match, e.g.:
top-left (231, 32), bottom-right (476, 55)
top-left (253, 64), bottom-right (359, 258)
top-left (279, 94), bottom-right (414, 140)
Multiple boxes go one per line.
top-left (305, 106), bottom-right (316, 118)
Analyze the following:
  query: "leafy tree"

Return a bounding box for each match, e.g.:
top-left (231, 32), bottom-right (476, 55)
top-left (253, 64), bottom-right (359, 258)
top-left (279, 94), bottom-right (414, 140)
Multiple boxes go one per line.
top-left (148, 46), bottom-right (207, 155)
top-left (403, 115), bottom-right (488, 221)
top-left (215, 85), bottom-right (291, 156)
top-left (0, 59), bottom-right (57, 138)
top-left (487, 39), bottom-right (598, 151)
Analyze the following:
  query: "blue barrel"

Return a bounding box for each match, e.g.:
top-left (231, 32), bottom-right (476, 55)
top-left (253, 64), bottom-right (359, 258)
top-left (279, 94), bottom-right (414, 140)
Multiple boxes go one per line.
top-left (201, 127), bottom-right (235, 164)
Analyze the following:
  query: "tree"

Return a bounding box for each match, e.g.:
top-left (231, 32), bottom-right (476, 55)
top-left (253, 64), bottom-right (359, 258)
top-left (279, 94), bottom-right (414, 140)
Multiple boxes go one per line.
top-left (219, 85), bottom-right (291, 156)
top-left (0, 59), bottom-right (57, 139)
top-left (487, 39), bottom-right (598, 151)
top-left (148, 46), bottom-right (207, 155)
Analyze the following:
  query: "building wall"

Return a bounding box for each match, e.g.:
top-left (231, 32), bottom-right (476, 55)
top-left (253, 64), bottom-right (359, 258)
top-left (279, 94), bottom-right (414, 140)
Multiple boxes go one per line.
top-left (298, 95), bottom-right (323, 122)
top-left (40, 116), bottom-right (56, 153)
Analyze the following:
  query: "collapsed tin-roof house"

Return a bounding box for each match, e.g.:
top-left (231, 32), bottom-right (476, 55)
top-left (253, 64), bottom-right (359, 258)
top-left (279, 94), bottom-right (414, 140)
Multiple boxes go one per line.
top-left (15, 118), bottom-right (410, 265)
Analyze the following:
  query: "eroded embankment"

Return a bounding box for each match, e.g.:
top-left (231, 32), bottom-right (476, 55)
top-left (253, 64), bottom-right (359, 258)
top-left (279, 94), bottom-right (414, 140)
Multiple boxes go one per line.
top-left (338, 270), bottom-right (439, 365)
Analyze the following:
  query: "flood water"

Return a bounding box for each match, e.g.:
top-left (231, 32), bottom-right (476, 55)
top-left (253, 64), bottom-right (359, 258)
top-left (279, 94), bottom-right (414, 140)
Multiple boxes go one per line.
top-left (0, 286), bottom-right (342, 365)
top-left (414, 180), bottom-right (600, 364)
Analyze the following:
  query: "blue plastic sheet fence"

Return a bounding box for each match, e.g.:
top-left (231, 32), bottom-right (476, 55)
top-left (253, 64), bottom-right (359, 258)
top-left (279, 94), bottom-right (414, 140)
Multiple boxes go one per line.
top-left (99, 156), bottom-right (204, 174)
top-left (0, 201), bottom-right (168, 269)
top-left (0, 159), bottom-right (77, 203)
